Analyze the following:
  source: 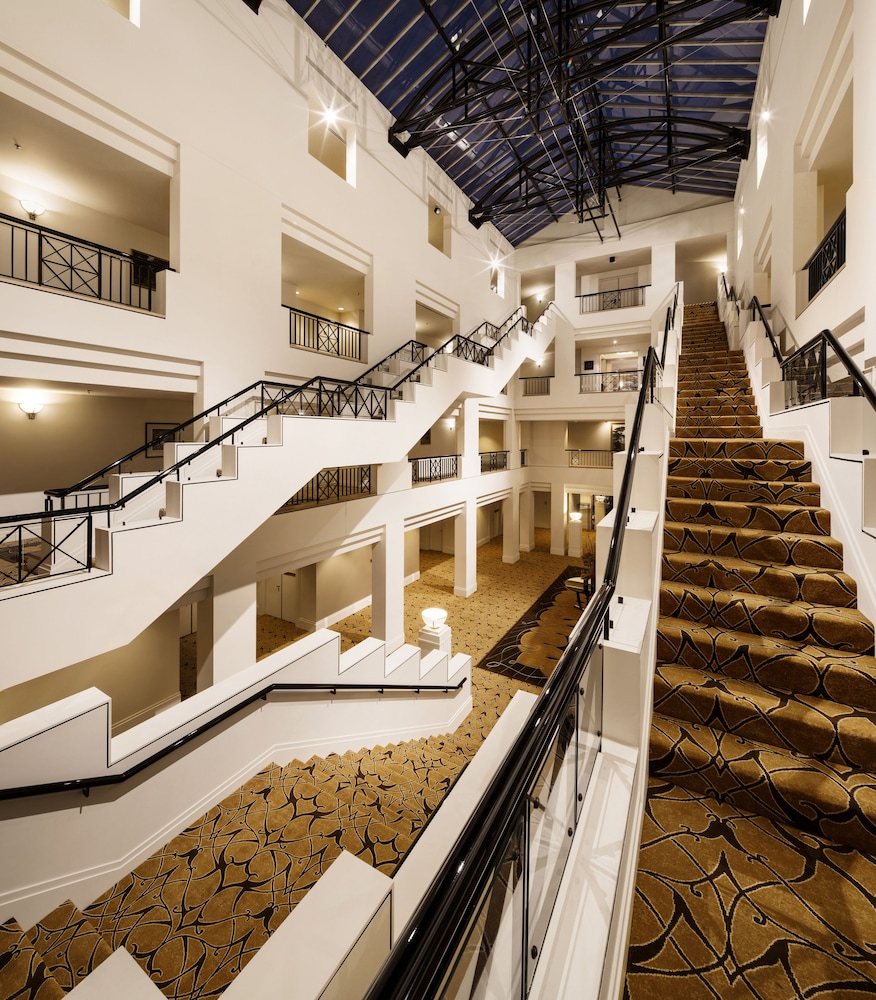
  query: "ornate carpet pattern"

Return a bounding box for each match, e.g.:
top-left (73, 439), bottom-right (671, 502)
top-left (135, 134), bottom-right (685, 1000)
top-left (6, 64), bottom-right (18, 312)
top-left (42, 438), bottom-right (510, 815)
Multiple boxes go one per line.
top-left (476, 568), bottom-right (586, 686)
top-left (4, 533), bottom-right (584, 999)
top-left (625, 302), bottom-right (876, 997)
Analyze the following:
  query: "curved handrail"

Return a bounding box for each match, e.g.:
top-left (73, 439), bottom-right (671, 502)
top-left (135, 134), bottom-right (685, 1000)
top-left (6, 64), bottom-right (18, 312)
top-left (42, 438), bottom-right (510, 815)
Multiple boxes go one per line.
top-left (749, 295), bottom-right (782, 363)
top-left (362, 346), bottom-right (661, 1000)
top-left (0, 676), bottom-right (467, 802)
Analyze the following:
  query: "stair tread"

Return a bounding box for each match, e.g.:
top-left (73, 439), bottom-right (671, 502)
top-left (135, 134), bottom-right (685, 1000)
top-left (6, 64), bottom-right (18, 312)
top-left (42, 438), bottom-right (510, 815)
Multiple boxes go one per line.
top-left (0, 918), bottom-right (65, 1000)
top-left (660, 572), bottom-right (874, 652)
top-left (662, 550), bottom-right (857, 606)
top-left (26, 901), bottom-right (112, 993)
top-left (663, 519), bottom-right (843, 569)
top-left (650, 713), bottom-right (876, 853)
top-left (655, 662), bottom-right (876, 769)
top-left (665, 497), bottom-right (831, 534)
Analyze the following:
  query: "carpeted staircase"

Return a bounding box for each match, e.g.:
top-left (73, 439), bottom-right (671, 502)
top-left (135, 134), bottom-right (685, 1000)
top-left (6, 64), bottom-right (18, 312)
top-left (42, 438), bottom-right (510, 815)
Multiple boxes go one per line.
top-left (0, 547), bottom-right (586, 1000)
top-left (625, 302), bottom-right (876, 996)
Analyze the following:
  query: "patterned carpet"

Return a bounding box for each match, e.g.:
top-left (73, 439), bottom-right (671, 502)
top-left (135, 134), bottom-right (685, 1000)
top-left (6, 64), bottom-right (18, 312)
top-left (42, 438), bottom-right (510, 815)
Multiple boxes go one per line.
top-left (0, 531), bottom-right (592, 999)
top-left (624, 302), bottom-right (876, 997)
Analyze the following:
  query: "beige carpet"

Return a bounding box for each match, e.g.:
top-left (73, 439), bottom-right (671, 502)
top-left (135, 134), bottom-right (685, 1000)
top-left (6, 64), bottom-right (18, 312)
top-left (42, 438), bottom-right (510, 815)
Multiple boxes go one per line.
top-left (1, 529), bottom-right (593, 1000)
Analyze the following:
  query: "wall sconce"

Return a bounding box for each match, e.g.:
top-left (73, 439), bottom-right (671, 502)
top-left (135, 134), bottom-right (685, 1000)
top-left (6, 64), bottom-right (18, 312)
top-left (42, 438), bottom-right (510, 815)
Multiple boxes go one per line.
top-left (433, 204), bottom-right (441, 215)
top-left (19, 399), bottom-right (44, 419)
top-left (569, 511), bottom-right (583, 523)
top-left (422, 607), bottom-right (448, 629)
top-left (20, 199), bottom-right (45, 221)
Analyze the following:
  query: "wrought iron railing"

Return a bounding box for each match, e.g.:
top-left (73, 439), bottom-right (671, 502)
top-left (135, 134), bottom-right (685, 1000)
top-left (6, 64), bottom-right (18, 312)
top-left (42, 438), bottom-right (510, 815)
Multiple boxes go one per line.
top-left (0, 212), bottom-right (167, 311)
top-left (520, 375), bottom-right (553, 396)
top-left (721, 273), bottom-right (740, 317)
top-left (520, 449), bottom-right (527, 467)
top-left (659, 283), bottom-right (680, 368)
top-left (362, 348), bottom-right (663, 1000)
top-left (578, 370), bottom-right (642, 393)
top-left (0, 511), bottom-right (95, 589)
top-left (567, 449), bottom-right (615, 469)
top-left (480, 450), bottom-right (509, 472)
top-left (805, 208), bottom-right (846, 301)
top-left (749, 295), bottom-right (875, 415)
top-left (285, 305), bottom-right (369, 361)
top-left (409, 455), bottom-right (459, 484)
top-left (577, 284), bottom-right (648, 314)
top-left (276, 465), bottom-right (373, 513)
top-left (3, 307), bottom-right (541, 591)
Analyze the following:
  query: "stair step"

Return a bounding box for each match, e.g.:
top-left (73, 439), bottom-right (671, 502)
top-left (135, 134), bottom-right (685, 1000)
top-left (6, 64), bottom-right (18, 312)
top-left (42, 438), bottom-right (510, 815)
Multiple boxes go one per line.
top-left (669, 438), bottom-right (806, 461)
top-left (26, 901), bottom-right (112, 993)
top-left (666, 475), bottom-right (822, 506)
top-left (677, 386), bottom-right (753, 400)
top-left (654, 663), bottom-right (876, 769)
top-left (664, 497), bottom-right (831, 535)
top-left (0, 917), bottom-right (65, 1000)
top-left (649, 713), bottom-right (876, 853)
top-left (674, 425), bottom-right (762, 439)
top-left (676, 404), bottom-right (760, 419)
top-left (659, 580), bottom-right (874, 652)
top-left (667, 456), bottom-right (812, 481)
top-left (662, 551), bottom-right (857, 607)
top-left (657, 616), bottom-right (876, 711)
top-left (663, 520), bottom-right (843, 569)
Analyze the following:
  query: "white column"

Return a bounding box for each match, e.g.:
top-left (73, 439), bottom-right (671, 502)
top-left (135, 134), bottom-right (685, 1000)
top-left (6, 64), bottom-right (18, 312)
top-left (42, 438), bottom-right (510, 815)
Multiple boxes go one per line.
top-left (372, 521), bottom-right (406, 653)
top-left (210, 547), bottom-right (257, 683)
top-left (457, 397), bottom-right (481, 479)
top-left (550, 482), bottom-right (566, 556)
top-left (568, 513), bottom-right (583, 559)
top-left (454, 498), bottom-right (478, 597)
top-left (520, 488), bottom-right (535, 552)
top-left (503, 487), bottom-right (520, 565)
top-left (196, 588), bottom-right (213, 692)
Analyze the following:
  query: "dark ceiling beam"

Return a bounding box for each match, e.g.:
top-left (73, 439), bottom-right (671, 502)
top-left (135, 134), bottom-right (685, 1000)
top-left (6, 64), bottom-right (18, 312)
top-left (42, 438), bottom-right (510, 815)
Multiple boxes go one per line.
top-left (240, 0), bottom-right (262, 12)
top-left (389, 0), bottom-right (766, 149)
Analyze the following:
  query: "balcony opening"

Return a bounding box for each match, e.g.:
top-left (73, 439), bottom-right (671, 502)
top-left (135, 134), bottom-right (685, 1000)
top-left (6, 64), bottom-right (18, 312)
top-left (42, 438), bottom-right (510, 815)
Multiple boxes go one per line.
top-left (0, 92), bottom-right (171, 311)
top-left (308, 99), bottom-right (355, 184)
top-left (576, 249), bottom-right (650, 314)
top-left (428, 198), bottom-right (450, 256)
top-left (282, 235), bottom-right (368, 362)
top-left (520, 265), bottom-right (554, 322)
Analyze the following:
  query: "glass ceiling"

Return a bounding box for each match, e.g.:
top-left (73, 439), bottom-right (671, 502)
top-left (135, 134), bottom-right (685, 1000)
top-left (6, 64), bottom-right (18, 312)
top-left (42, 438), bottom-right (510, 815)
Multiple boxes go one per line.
top-left (281, 0), bottom-right (779, 244)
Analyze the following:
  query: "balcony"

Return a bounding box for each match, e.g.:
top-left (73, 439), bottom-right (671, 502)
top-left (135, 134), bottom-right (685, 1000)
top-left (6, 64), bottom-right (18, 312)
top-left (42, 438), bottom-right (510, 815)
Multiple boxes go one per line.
top-left (567, 449), bottom-right (614, 469)
top-left (578, 370), bottom-right (643, 394)
top-left (285, 304), bottom-right (369, 361)
top-left (519, 375), bottom-right (553, 396)
top-left (275, 465), bottom-right (373, 514)
top-left (577, 284), bottom-right (648, 314)
top-left (0, 212), bottom-right (167, 311)
top-left (480, 451), bottom-right (509, 472)
top-left (409, 455), bottom-right (459, 484)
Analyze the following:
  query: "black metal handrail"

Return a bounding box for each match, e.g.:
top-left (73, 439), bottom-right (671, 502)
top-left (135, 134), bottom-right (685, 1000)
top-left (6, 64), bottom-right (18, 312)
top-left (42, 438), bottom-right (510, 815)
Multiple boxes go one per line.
top-left (577, 284), bottom-right (649, 314)
top-left (658, 283), bottom-right (679, 369)
top-left (0, 676), bottom-right (467, 802)
top-left (0, 211), bottom-right (169, 311)
top-left (5, 307), bottom-right (539, 588)
top-left (363, 347), bottom-right (661, 1000)
top-left (285, 304), bottom-right (369, 361)
top-left (721, 273), bottom-right (740, 317)
top-left (804, 208), bottom-right (846, 301)
top-left (781, 328), bottom-right (876, 412)
top-left (749, 296), bottom-right (783, 363)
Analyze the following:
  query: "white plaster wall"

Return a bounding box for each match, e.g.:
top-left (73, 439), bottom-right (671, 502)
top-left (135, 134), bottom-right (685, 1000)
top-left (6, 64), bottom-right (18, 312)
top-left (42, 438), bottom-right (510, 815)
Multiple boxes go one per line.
top-left (0, 0), bottom-right (518, 410)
